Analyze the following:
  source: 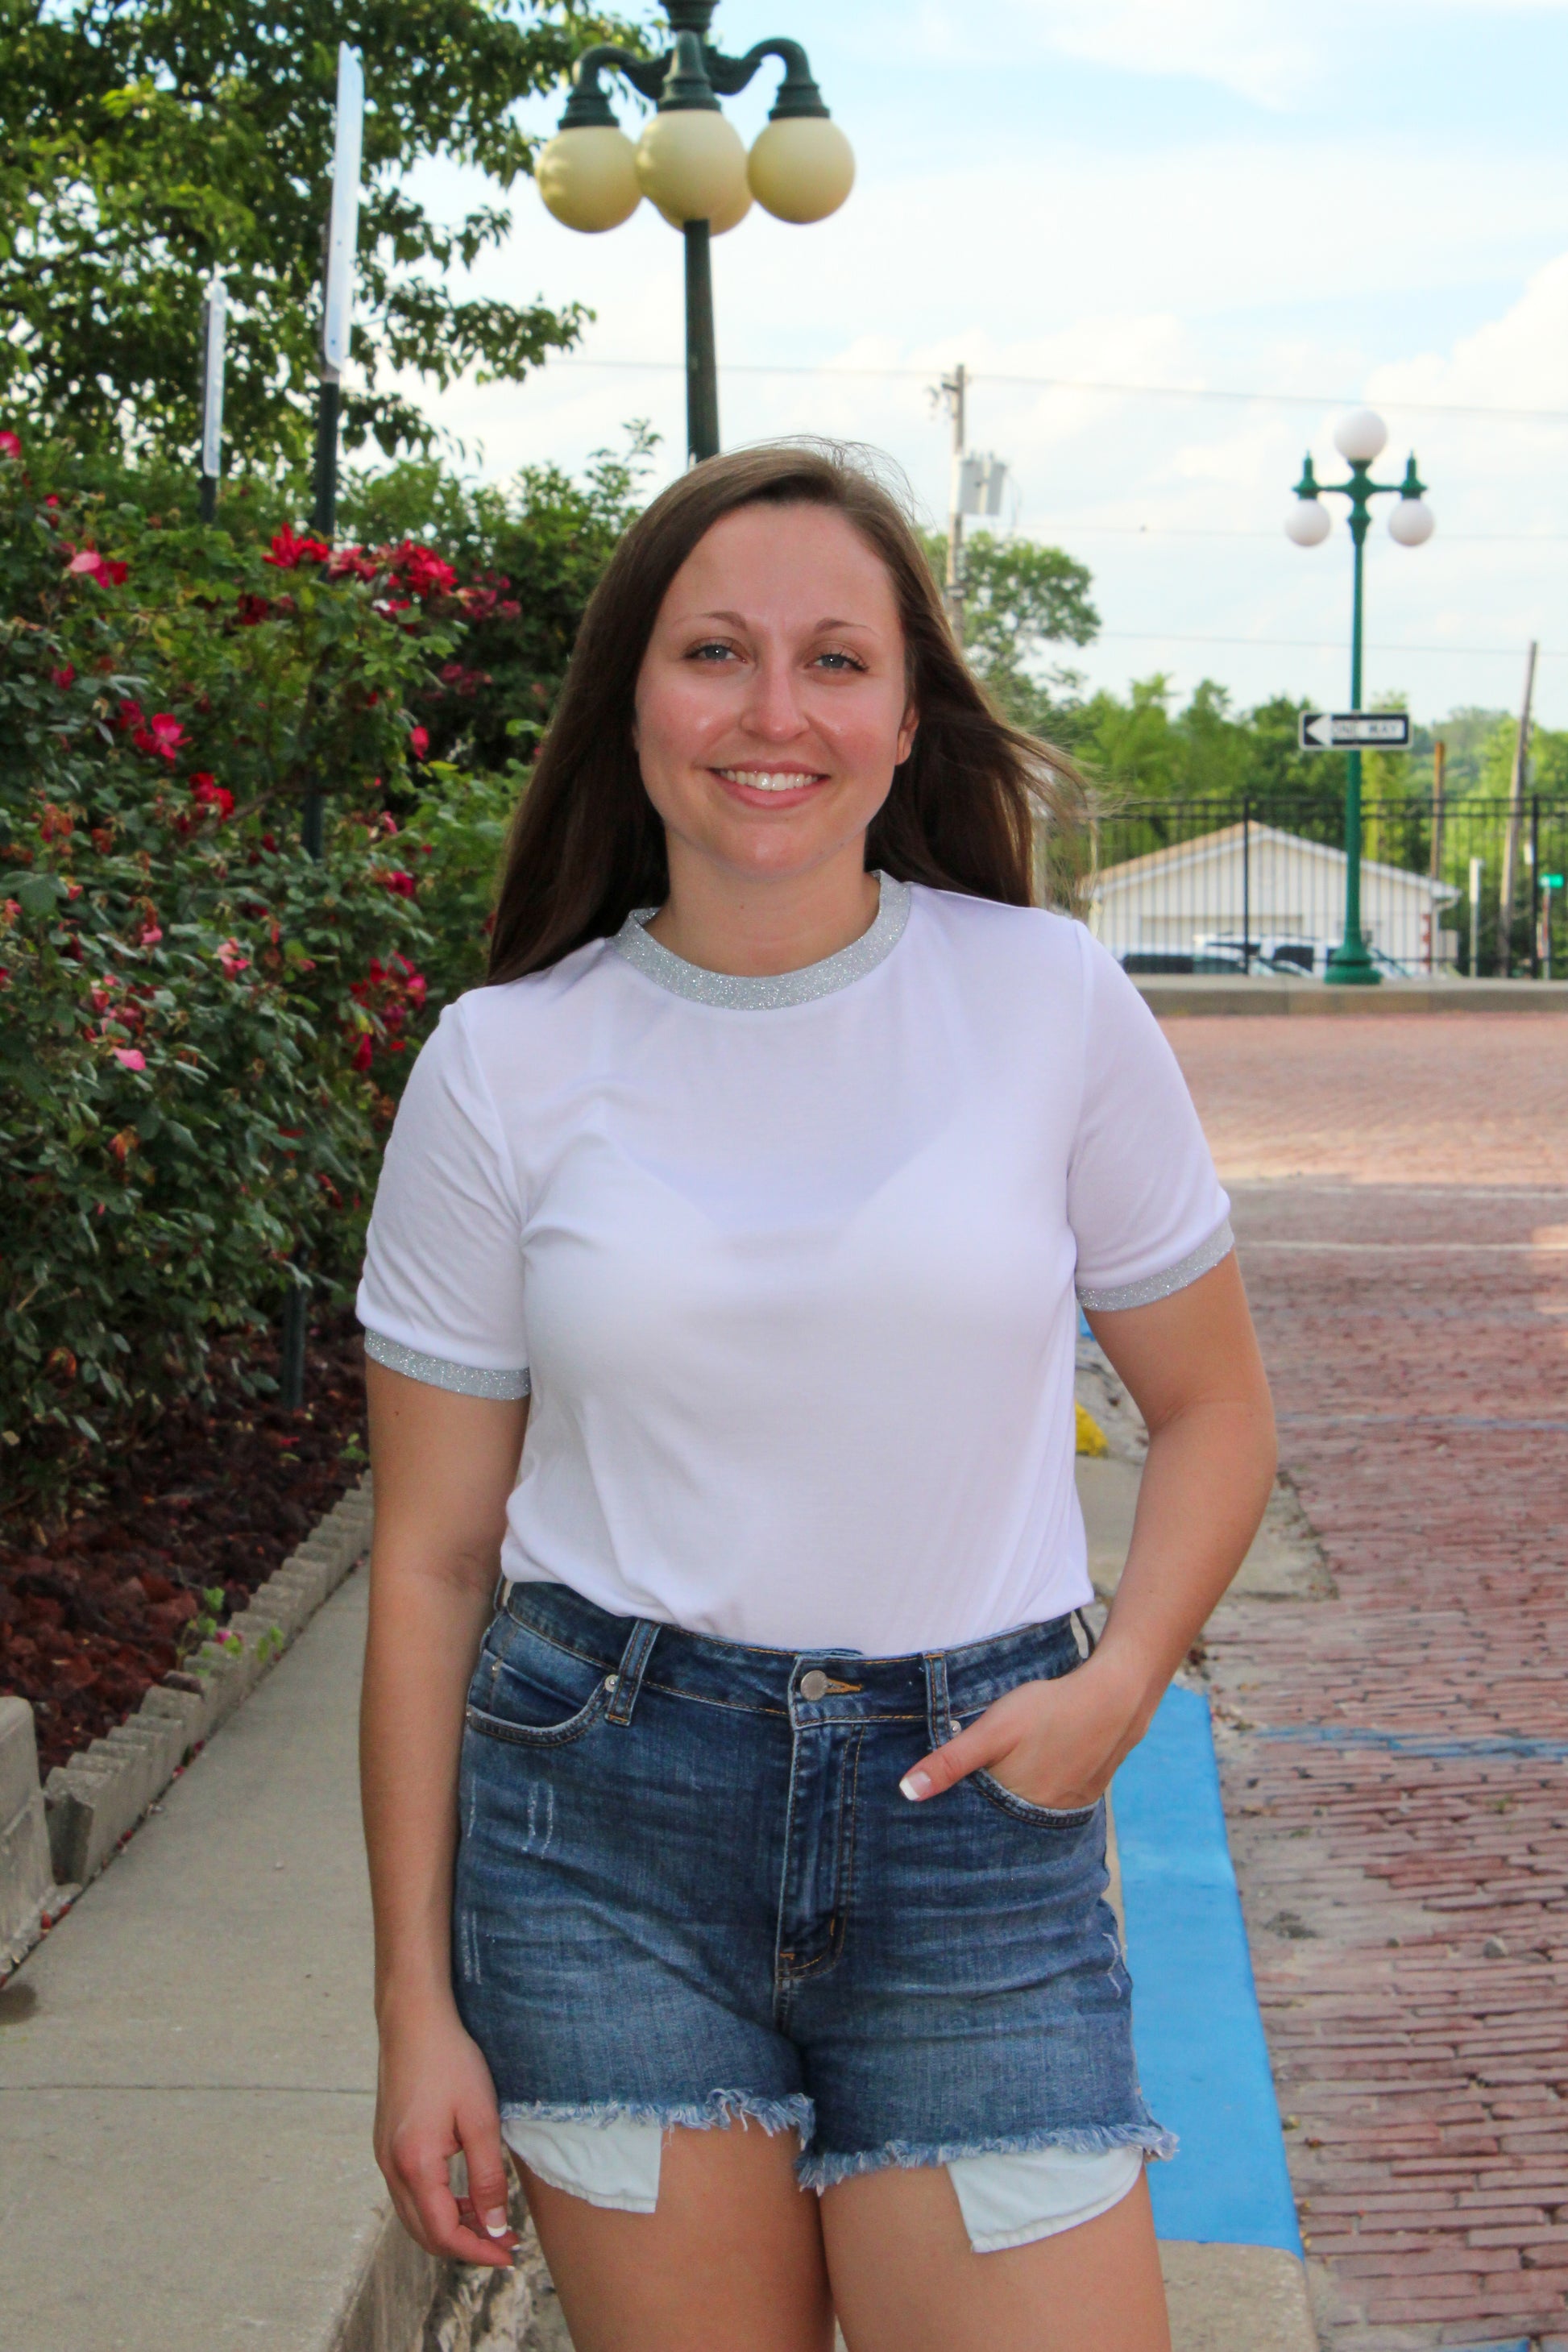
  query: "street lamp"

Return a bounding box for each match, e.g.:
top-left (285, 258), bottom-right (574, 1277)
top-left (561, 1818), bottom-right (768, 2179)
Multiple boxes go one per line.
top-left (536, 1), bottom-right (853, 465)
top-left (1286, 408), bottom-right (1434, 985)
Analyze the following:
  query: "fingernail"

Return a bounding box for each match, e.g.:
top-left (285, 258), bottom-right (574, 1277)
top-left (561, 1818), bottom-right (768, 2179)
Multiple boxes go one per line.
top-left (483, 2209), bottom-right (509, 2238)
top-left (900, 1769), bottom-right (933, 1802)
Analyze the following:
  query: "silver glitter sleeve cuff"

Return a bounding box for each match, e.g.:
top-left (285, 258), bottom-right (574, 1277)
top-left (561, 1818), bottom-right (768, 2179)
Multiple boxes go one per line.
top-left (1076, 1217), bottom-right (1235, 1314)
top-left (363, 1329), bottom-right (531, 1399)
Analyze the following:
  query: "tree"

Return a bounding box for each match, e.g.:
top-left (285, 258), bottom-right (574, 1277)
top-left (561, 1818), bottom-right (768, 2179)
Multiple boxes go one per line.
top-left (921, 528), bottom-right (1099, 733)
top-left (0, 0), bottom-right (635, 469)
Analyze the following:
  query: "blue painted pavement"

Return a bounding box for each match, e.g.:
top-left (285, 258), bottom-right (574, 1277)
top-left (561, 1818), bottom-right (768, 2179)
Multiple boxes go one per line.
top-left (1113, 1684), bottom-right (1302, 2253)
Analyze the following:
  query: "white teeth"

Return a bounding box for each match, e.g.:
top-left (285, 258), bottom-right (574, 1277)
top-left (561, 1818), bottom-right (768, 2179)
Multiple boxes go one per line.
top-left (719, 769), bottom-right (821, 792)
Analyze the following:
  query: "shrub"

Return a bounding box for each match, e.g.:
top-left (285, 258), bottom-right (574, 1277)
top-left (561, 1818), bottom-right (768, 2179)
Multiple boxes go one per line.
top-left (0, 442), bottom-right (445, 1510)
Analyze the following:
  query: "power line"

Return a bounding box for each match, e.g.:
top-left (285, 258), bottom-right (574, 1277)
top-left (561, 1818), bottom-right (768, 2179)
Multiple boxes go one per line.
top-left (1097, 629), bottom-right (1564, 658)
top-left (550, 355), bottom-right (1568, 428)
top-left (1031, 525), bottom-right (1568, 545)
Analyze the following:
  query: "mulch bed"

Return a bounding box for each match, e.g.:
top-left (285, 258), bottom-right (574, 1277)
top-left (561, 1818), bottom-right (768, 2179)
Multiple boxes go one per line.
top-left (0, 1316), bottom-right (367, 1777)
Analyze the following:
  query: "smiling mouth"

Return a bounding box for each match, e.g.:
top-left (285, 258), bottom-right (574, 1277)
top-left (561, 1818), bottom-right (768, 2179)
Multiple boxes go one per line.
top-left (714, 767), bottom-right (828, 794)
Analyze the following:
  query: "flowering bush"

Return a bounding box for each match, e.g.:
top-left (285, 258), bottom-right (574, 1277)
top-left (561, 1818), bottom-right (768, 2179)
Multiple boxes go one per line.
top-left (0, 439), bottom-right (454, 1507)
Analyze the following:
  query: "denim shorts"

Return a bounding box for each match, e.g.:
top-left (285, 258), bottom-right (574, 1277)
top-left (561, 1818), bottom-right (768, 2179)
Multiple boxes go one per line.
top-left (453, 1580), bottom-right (1172, 2196)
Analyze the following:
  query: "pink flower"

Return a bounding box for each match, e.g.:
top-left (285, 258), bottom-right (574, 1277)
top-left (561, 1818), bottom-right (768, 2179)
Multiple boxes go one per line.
top-left (408, 725), bottom-right (429, 761)
top-left (0, 429), bottom-right (20, 459)
top-left (50, 662), bottom-right (75, 691)
top-left (132, 712), bottom-right (184, 762)
top-left (139, 922), bottom-right (163, 947)
top-left (111, 1047), bottom-right (147, 1072)
top-left (214, 938), bottom-right (251, 977)
top-left (66, 548), bottom-right (129, 586)
top-left (380, 869), bottom-right (417, 899)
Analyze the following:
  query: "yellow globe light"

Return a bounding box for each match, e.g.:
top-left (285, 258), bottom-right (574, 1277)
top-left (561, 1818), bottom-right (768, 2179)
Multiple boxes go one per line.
top-left (655, 175), bottom-right (753, 235)
top-left (537, 124), bottom-right (642, 233)
top-left (635, 107), bottom-right (749, 226)
top-left (748, 114), bottom-right (855, 225)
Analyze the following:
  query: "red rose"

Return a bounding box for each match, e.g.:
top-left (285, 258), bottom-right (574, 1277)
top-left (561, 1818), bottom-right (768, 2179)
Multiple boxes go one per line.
top-left (351, 1034), bottom-right (374, 1072)
top-left (214, 937), bottom-right (251, 977)
top-left (408, 725), bottom-right (429, 761)
top-left (0, 429), bottom-right (21, 459)
top-left (380, 869), bottom-right (417, 898)
top-left (263, 524), bottom-right (331, 570)
top-left (51, 663), bottom-right (75, 690)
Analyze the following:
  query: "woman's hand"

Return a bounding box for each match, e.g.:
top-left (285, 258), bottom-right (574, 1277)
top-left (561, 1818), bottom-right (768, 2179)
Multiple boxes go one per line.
top-left (375, 1994), bottom-right (520, 2268)
top-left (898, 1649), bottom-right (1152, 1813)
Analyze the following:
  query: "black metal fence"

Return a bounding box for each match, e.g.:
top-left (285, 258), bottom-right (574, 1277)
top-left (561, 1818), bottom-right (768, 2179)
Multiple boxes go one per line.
top-left (1088, 795), bottom-right (1568, 980)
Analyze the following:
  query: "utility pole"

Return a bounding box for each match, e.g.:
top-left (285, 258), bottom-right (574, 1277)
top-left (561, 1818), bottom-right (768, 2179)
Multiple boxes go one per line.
top-left (940, 363), bottom-right (966, 644)
top-left (1499, 639), bottom-right (1536, 977)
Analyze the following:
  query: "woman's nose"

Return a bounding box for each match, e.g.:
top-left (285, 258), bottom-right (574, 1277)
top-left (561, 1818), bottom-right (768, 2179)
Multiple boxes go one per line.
top-left (740, 657), bottom-right (810, 741)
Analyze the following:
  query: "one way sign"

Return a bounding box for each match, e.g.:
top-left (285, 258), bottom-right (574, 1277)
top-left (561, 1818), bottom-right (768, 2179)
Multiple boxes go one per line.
top-left (1299, 711), bottom-right (1412, 750)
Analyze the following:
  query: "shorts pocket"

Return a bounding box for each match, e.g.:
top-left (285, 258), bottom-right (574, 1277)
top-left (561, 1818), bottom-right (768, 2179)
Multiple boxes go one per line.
top-left (466, 1617), bottom-right (616, 1748)
top-left (968, 1772), bottom-right (1101, 1831)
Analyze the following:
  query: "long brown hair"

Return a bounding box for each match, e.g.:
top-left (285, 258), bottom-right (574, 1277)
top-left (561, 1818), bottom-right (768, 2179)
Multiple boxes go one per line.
top-left (487, 440), bottom-right (1088, 982)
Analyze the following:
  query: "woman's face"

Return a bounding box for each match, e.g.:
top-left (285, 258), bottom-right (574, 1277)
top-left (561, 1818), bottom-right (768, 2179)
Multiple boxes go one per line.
top-left (633, 501), bottom-right (918, 888)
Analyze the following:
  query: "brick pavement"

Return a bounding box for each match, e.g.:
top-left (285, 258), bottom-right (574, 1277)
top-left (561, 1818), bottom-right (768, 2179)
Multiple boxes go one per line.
top-left (1164, 1014), bottom-right (1568, 2352)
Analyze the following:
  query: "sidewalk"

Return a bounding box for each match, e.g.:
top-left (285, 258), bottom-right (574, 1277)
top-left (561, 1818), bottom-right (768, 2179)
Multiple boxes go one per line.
top-left (2, 1512), bottom-right (1313, 2350)
top-left (0, 1569), bottom-right (479, 2352)
top-left (1167, 1010), bottom-right (1568, 2351)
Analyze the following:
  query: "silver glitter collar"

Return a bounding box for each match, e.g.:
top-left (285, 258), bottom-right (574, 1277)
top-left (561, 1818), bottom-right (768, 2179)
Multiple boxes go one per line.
top-left (611, 873), bottom-right (911, 1010)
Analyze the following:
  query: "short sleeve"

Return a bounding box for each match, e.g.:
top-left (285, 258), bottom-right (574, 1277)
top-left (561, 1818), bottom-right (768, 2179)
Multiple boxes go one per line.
top-left (1067, 931), bottom-right (1233, 1313)
top-left (356, 1003), bottom-right (531, 1398)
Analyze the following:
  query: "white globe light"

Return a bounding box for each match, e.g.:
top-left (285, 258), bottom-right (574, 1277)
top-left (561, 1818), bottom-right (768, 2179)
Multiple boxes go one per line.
top-left (748, 116), bottom-right (856, 225)
top-left (1334, 408), bottom-right (1388, 464)
top-left (1285, 498), bottom-right (1332, 546)
top-left (536, 126), bottom-right (642, 234)
top-left (635, 109), bottom-right (749, 226)
top-left (1388, 496), bottom-right (1434, 546)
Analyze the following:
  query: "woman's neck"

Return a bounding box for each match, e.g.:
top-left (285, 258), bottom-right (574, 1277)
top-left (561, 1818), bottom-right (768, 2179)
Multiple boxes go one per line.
top-left (646, 848), bottom-right (881, 978)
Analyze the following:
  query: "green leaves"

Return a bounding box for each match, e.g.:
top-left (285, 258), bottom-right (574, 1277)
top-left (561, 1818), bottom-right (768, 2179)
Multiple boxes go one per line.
top-left (0, 0), bottom-right (640, 468)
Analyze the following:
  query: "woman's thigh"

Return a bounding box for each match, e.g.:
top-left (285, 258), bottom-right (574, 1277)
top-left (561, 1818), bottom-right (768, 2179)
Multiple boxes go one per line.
top-left (821, 2163), bottom-right (1170, 2352)
top-left (521, 2123), bottom-right (836, 2352)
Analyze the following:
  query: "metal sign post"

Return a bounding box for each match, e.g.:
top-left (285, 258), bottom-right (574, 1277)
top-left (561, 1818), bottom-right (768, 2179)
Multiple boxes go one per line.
top-left (280, 42), bottom-right (363, 1415)
top-left (197, 272), bottom-right (227, 523)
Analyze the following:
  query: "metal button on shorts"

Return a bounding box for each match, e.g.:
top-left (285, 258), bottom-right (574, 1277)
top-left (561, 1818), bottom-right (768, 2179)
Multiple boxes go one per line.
top-left (799, 1670), bottom-right (829, 1701)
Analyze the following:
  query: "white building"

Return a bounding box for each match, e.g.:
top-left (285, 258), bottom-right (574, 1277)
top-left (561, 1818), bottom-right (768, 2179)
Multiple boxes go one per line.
top-left (1089, 820), bottom-right (1460, 972)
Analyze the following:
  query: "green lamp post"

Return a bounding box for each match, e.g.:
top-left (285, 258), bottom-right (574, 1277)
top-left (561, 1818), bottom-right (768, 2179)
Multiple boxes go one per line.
top-left (1286, 408), bottom-right (1435, 985)
top-left (535, 1), bottom-right (853, 465)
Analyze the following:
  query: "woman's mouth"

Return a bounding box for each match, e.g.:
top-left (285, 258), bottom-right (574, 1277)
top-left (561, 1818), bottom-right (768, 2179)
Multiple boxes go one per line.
top-left (713, 766), bottom-right (828, 802)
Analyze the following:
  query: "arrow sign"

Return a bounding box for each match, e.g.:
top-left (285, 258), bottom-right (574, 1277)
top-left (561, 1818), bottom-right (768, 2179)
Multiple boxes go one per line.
top-left (1299, 710), bottom-right (1412, 750)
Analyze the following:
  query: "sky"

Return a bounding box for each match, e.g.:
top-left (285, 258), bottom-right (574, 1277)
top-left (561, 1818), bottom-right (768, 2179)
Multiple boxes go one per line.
top-left (397, 0), bottom-right (1568, 727)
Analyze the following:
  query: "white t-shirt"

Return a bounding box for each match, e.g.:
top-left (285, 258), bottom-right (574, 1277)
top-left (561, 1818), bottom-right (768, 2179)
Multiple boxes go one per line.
top-left (357, 877), bottom-right (1230, 1653)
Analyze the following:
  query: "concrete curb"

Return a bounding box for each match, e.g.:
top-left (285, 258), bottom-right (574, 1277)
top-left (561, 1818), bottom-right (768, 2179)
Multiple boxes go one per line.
top-left (0, 1471), bottom-right (373, 1975)
top-left (1135, 974), bottom-right (1568, 1016)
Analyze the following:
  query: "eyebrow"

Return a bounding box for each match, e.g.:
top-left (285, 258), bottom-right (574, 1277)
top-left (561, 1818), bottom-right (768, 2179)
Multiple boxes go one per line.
top-left (688, 608), bottom-right (879, 633)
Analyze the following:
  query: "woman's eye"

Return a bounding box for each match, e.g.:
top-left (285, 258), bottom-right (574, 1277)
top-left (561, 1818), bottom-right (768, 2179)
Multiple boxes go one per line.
top-left (815, 650), bottom-right (865, 673)
top-left (687, 640), bottom-right (736, 663)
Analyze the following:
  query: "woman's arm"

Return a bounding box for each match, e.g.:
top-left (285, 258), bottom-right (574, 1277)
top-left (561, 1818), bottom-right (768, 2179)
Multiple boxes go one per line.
top-left (361, 1359), bottom-right (529, 2267)
top-left (900, 1253), bottom-right (1276, 1808)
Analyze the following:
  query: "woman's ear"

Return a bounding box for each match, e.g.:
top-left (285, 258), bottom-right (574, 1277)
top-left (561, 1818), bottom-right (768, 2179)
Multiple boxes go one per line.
top-left (896, 705), bottom-right (919, 766)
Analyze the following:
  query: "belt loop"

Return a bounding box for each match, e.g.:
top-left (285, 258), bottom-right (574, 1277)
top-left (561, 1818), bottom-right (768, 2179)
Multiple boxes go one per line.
top-left (605, 1619), bottom-right (660, 1728)
top-left (923, 1651), bottom-right (954, 1750)
top-left (1072, 1606), bottom-right (1099, 1658)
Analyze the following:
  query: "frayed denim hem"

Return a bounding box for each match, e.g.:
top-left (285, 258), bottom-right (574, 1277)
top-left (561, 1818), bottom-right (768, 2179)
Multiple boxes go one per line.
top-left (500, 2090), bottom-right (816, 2138)
top-left (798, 2119), bottom-right (1177, 2193)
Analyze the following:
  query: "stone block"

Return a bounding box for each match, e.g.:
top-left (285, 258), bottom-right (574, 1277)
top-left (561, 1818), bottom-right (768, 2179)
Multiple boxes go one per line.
top-left (0, 1695), bottom-right (44, 1827)
top-left (0, 1699), bottom-right (57, 1968)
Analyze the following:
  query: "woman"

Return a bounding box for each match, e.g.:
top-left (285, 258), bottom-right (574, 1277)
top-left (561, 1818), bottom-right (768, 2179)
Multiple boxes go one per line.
top-left (358, 442), bottom-right (1276, 2352)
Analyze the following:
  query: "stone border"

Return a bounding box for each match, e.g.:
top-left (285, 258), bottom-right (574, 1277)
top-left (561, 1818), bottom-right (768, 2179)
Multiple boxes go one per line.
top-left (0, 1471), bottom-right (373, 1976)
